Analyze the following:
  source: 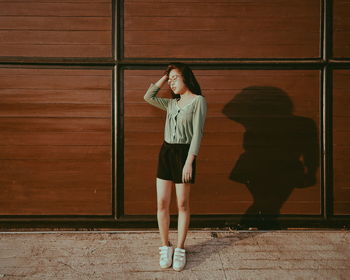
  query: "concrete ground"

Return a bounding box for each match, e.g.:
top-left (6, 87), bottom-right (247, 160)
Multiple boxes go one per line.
top-left (0, 229), bottom-right (349, 280)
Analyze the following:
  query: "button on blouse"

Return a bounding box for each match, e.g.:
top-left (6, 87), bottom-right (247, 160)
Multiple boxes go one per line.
top-left (144, 83), bottom-right (207, 156)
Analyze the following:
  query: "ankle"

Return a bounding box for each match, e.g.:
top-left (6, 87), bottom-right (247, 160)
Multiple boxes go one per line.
top-left (162, 241), bottom-right (171, 247)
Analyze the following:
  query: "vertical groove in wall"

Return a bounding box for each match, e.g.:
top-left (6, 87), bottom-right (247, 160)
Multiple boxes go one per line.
top-left (112, 0), bottom-right (117, 219)
top-left (115, 0), bottom-right (124, 219)
top-left (323, 0), bottom-right (333, 219)
top-left (112, 0), bottom-right (117, 60)
top-left (112, 66), bottom-right (117, 219)
top-left (118, 0), bottom-right (124, 61)
top-left (325, 65), bottom-right (333, 219)
top-left (117, 64), bottom-right (125, 218)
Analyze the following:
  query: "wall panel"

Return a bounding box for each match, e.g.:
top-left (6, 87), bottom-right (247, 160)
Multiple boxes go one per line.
top-left (0, 0), bottom-right (112, 58)
top-left (333, 69), bottom-right (350, 215)
top-left (124, 0), bottom-right (320, 59)
top-left (0, 67), bottom-right (113, 215)
top-left (333, 0), bottom-right (350, 58)
top-left (124, 69), bottom-right (321, 215)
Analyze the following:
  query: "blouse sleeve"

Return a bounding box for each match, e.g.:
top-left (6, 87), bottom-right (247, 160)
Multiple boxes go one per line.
top-left (188, 96), bottom-right (207, 156)
top-left (143, 83), bottom-right (171, 111)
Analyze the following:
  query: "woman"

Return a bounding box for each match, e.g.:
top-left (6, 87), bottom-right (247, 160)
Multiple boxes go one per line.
top-left (143, 62), bottom-right (207, 271)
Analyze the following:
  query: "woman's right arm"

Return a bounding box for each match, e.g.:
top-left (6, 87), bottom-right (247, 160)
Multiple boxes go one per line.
top-left (143, 75), bottom-right (170, 111)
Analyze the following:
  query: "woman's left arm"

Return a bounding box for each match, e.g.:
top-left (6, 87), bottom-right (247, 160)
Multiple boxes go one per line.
top-left (187, 96), bottom-right (208, 160)
top-left (182, 97), bottom-right (207, 183)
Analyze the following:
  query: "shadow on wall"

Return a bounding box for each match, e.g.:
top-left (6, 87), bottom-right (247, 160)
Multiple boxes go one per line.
top-left (222, 86), bottom-right (320, 229)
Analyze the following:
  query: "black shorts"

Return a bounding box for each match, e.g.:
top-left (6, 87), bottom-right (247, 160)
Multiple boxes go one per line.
top-left (157, 141), bottom-right (196, 184)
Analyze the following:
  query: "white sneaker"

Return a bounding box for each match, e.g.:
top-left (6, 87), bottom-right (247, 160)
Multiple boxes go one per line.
top-left (172, 248), bottom-right (186, 271)
top-left (159, 243), bottom-right (174, 269)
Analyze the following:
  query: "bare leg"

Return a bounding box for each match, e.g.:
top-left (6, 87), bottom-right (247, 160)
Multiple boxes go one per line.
top-left (156, 178), bottom-right (173, 246)
top-left (175, 183), bottom-right (191, 249)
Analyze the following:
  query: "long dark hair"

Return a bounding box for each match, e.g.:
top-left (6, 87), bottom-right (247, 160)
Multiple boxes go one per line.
top-left (165, 62), bottom-right (202, 99)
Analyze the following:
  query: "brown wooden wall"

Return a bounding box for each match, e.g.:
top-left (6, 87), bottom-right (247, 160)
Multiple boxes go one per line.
top-left (124, 0), bottom-right (320, 59)
top-left (331, 0), bottom-right (350, 215)
top-left (0, 67), bottom-right (112, 215)
top-left (333, 0), bottom-right (350, 58)
top-left (0, 0), bottom-right (112, 58)
top-left (333, 70), bottom-right (350, 215)
top-left (0, 0), bottom-right (349, 227)
top-left (124, 69), bottom-right (321, 215)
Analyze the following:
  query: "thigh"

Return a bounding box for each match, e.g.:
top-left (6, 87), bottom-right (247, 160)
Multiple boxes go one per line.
top-left (175, 183), bottom-right (191, 205)
top-left (156, 178), bottom-right (173, 204)
top-left (157, 143), bottom-right (172, 181)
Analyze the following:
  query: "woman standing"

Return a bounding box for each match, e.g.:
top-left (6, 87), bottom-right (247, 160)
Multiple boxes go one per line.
top-left (144, 62), bottom-right (207, 271)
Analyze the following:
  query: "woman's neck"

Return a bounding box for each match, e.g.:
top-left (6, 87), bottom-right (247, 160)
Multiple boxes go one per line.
top-left (179, 89), bottom-right (193, 98)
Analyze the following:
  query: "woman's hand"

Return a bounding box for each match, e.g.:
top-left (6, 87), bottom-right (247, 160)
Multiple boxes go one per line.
top-left (182, 162), bottom-right (193, 183)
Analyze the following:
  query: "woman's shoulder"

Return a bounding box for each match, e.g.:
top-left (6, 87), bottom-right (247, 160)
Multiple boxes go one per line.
top-left (195, 94), bottom-right (206, 104)
top-left (191, 94), bottom-right (205, 101)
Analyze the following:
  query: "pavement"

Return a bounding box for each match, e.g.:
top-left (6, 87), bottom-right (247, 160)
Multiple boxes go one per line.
top-left (0, 229), bottom-right (349, 280)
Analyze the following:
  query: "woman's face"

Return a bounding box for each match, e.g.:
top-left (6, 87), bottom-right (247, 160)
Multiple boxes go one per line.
top-left (168, 69), bottom-right (188, 95)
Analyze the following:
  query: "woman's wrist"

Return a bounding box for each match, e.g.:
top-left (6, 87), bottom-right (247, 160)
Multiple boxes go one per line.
top-left (155, 74), bottom-right (168, 88)
top-left (185, 154), bottom-right (196, 165)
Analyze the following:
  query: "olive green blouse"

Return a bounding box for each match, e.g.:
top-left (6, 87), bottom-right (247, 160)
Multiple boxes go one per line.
top-left (144, 83), bottom-right (207, 156)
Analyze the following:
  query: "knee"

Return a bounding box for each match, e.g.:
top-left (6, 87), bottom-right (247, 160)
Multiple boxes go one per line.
top-left (157, 199), bottom-right (169, 212)
top-left (177, 200), bottom-right (189, 212)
